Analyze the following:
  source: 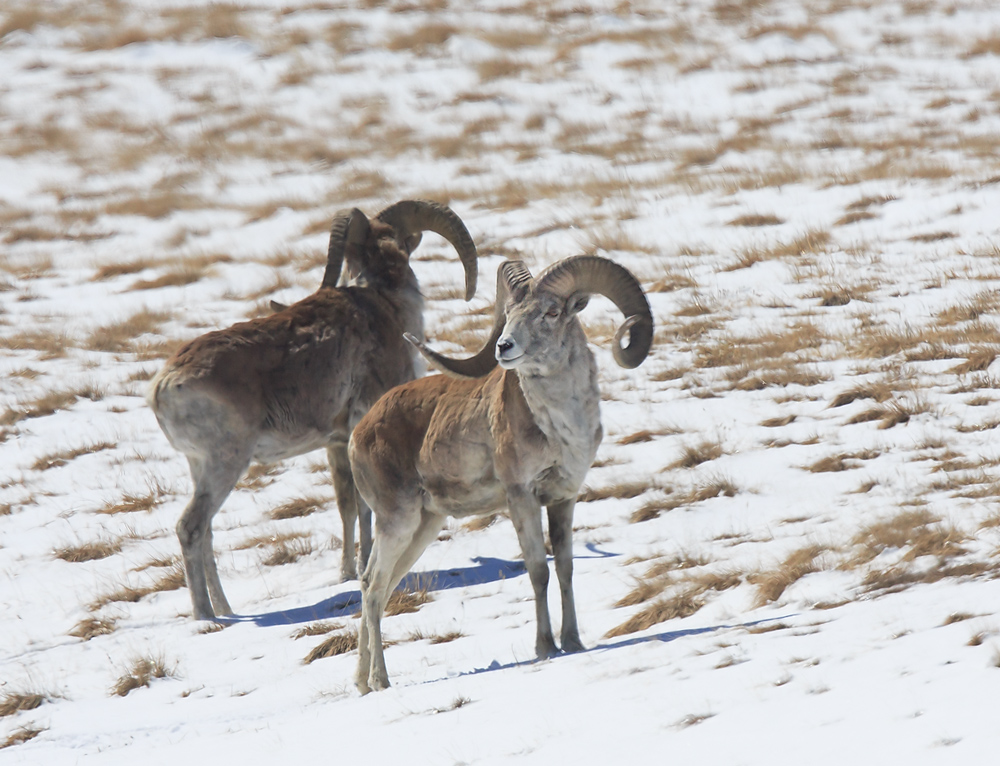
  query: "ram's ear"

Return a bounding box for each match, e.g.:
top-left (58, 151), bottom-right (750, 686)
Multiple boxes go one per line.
top-left (567, 292), bottom-right (590, 316)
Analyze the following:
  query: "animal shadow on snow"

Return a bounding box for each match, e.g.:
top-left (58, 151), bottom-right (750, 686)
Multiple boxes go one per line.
top-left (231, 543), bottom-right (617, 627)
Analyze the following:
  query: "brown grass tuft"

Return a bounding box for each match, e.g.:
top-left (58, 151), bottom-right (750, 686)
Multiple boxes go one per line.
top-left (112, 656), bottom-right (173, 696)
top-left (32, 440), bottom-right (115, 471)
top-left (463, 512), bottom-right (501, 531)
top-left (578, 479), bottom-right (656, 503)
top-left (667, 441), bottom-right (723, 470)
top-left (630, 494), bottom-right (683, 523)
top-left (727, 214), bottom-right (783, 227)
top-left (262, 537), bottom-right (314, 566)
top-left (750, 545), bottom-right (823, 606)
top-left (0, 329), bottom-right (75, 361)
top-left (830, 381), bottom-right (893, 408)
top-left (129, 255), bottom-right (229, 291)
top-left (292, 622), bottom-right (338, 639)
top-left (761, 415), bottom-right (796, 427)
top-left (303, 631), bottom-right (358, 664)
top-left (0, 692), bottom-right (45, 718)
top-left (617, 426), bottom-right (681, 445)
top-left (805, 449), bottom-right (880, 473)
top-left (91, 257), bottom-right (158, 281)
top-left (85, 308), bottom-right (173, 353)
top-left (385, 586), bottom-right (433, 616)
top-left (55, 539), bottom-right (122, 563)
top-left (268, 496), bottom-right (326, 520)
top-left (429, 630), bottom-right (464, 645)
top-left (0, 385), bottom-right (104, 426)
top-left (950, 348), bottom-right (998, 374)
top-left (237, 463), bottom-right (283, 490)
top-left (1, 725), bottom-right (44, 749)
top-left (98, 490), bottom-right (160, 515)
top-left (605, 589), bottom-right (705, 638)
top-left (844, 509), bottom-right (970, 570)
top-left (69, 616), bottom-right (117, 640)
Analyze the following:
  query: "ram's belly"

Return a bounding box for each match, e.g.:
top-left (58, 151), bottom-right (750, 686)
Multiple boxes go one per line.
top-left (252, 429), bottom-right (336, 463)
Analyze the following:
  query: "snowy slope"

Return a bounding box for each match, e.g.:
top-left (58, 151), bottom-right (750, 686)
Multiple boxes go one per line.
top-left (4, 1), bottom-right (1000, 763)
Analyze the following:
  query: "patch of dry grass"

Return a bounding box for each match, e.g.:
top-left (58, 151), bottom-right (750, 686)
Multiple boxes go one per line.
top-left (805, 449), bottom-right (881, 473)
top-left (630, 477), bottom-right (740, 523)
top-left (90, 565), bottom-right (185, 610)
top-left (950, 348), bottom-right (998, 374)
top-left (0, 384), bottom-right (104, 426)
top-left (726, 229), bottom-right (831, 270)
top-left (292, 622), bottom-right (338, 639)
top-left (578, 479), bottom-right (658, 503)
top-left (727, 213), bottom-right (783, 227)
top-left (268, 496), bottom-right (326, 520)
top-left (128, 254), bottom-right (229, 291)
top-left (605, 589), bottom-right (705, 638)
top-left (91, 256), bottom-right (158, 281)
top-left (617, 425), bottom-right (682, 445)
top-left (830, 380), bottom-right (894, 408)
top-left (1, 725), bottom-right (44, 749)
top-left (55, 538), bottom-right (122, 563)
top-left (846, 399), bottom-right (930, 429)
top-left (667, 441), bottom-right (724, 469)
top-left (429, 630), bottom-right (464, 645)
top-left (0, 328), bottom-right (75, 360)
top-left (32, 440), bottom-right (115, 471)
top-left (303, 630), bottom-right (358, 664)
top-left (69, 616), bottom-right (116, 640)
top-left (112, 655), bottom-right (173, 696)
top-left (85, 308), bottom-right (173, 353)
top-left (843, 509), bottom-right (970, 575)
top-left (385, 585), bottom-right (433, 616)
top-left (750, 545), bottom-right (823, 606)
top-left (262, 537), bottom-right (314, 566)
top-left (234, 530), bottom-right (308, 551)
top-left (0, 692), bottom-right (45, 718)
top-left (761, 415), bottom-right (796, 427)
top-left (97, 490), bottom-right (160, 515)
top-left (694, 323), bottom-right (827, 371)
top-left (463, 512), bottom-right (501, 532)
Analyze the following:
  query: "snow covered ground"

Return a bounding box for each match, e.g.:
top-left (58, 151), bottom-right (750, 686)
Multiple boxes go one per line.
top-left (4, 0), bottom-right (1000, 762)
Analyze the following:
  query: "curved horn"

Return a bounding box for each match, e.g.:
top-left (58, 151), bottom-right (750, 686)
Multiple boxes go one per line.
top-left (375, 200), bottom-right (479, 301)
top-left (324, 208), bottom-right (370, 288)
top-left (405, 260), bottom-right (531, 379)
top-left (536, 255), bottom-right (653, 369)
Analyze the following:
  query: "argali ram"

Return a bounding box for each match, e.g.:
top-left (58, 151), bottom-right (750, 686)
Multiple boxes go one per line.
top-left (147, 201), bottom-right (479, 620)
top-left (349, 254), bottom-right (653, 693)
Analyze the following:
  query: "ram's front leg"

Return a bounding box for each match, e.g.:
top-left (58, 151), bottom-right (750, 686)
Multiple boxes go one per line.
top-left (548, 498), bottom-right (584, 653)
top-left (506, 485), bottom-right (558, 659)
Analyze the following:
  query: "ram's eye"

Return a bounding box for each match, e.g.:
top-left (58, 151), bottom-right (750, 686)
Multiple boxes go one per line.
top-left (545, 307), bottom-right (560, 318)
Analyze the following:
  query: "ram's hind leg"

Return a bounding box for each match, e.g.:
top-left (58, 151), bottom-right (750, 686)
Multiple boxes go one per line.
top-left (358, 509), bottom-right (443, 693)
top-left (203, 525), bottom-right (233, 617)
top-left (178, 452), bottom-right (250, 620)
top-left (329, 444), bottom-right (370, 581)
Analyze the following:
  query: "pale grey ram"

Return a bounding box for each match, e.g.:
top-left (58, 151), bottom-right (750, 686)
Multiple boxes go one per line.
top-left (349, 254), bottom-right (653, 692)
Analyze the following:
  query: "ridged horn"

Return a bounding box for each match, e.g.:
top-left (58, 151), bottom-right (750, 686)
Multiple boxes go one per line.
top-left (405, 260), bottom-right (531, 379)
top-left (323, 208), bottom-right (370, 288)
top-left (536, 255), bottom-right (653, 369)
top-left (375, 200), bottom-right (479, 301)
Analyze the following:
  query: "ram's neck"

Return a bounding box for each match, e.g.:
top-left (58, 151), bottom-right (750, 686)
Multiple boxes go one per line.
top-left (516, 328), bottom-right (602, 470)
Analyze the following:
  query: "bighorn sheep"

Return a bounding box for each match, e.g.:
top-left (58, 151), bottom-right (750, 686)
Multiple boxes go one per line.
top-left (147, 200), bottom-right (478, 620)
top-left (349, 255), bottom-right (653, 692)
